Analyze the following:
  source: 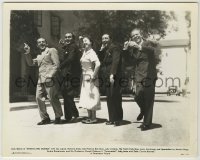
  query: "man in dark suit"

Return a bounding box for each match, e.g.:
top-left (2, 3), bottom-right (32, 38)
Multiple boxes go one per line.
top-left (123, 28), bottom-right (161, 131)
top-left (99, 34), bottom-right (123, 126)
top-left (59, 32), bottom-right (81, 122)
top-left (24, 38), bottom-right (63, 125)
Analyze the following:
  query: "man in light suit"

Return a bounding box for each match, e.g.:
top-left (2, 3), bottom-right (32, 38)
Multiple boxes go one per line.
top-left (123, 28), bottom-right (161, 131)
top-left (24, 38), bottom-right (63, 125)
top-left (99, 34), bottom-right (123, 126)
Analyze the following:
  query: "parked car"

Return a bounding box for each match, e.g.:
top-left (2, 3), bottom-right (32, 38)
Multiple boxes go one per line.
top-left (167, 86), bottom-right (181, 96)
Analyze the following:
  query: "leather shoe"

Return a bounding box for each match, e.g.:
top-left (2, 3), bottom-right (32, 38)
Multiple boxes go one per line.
top-left (54, 117), bottom-right (61, 124)
top-left (140, 124), bottom-right (151, 131)
top-left (84, 119), bottom-right (98, 124)
top-left (82, 119), bottom-right (90, 124)
top-left (105, 121), bottom-right (114, 125)
top-left (73, 113), bottom-right (79, 119)
top-left (137, 113), bottom-right (144, 121)
top-left (65, 117), bottom-right (72, 121)
top-left (37, 118), bottom-right (51, 125)
top-left (114, 121), bottom-right (120, 127)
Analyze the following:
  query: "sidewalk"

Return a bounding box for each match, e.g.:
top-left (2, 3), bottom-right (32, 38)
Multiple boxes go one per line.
top-left (10, 94), bottom-right (183, 111)
top-left (10, 95), bottom-right (136, 111)
top-left (6, 94), bottom-right (190, 149)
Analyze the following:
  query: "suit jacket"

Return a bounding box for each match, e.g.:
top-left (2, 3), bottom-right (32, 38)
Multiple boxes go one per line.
top-left (25, 47), bottom-right (60, 83)
top-left (123, 40), bottom-right (161, 86)
top-left (60, 42), bottom-right (81, 78)
top-left (100, 43), bottom-right (122, 79)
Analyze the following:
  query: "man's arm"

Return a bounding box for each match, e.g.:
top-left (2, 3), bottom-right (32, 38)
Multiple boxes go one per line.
top-left (24, 43), bottom-right (37, 66)
top-left (48, 48), bottom-right (60, 77)
top-left (141, 41), bottom-right (155, 53)
top-left (110, 45), bottom-right (121, 76)
top-left (142, 41), bottom-right (161, 65)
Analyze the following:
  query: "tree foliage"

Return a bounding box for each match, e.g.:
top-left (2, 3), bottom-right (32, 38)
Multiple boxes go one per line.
top-left (185, 11), bottom-right (191, 49)
top-left (10, 11), bottom-right (40, 55)
top-left (74, 10), bottom-right (176, 47)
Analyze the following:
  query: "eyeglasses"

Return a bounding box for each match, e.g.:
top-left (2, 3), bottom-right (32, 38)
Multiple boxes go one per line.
top-left (65, 36), bottom-right (72, 38)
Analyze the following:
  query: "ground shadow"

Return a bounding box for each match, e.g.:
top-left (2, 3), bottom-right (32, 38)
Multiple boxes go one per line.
top-left (120, 120), bottom-right (132, 126)
top-left (136, 123), bottom-right (162, 130)
top-left (150, 123), bottom-right (162, 129)
top-left (121, 99), bottom-right (180, 103)
top-left (154, 100), bottom-right (180, 103)
top-left (58, 117), bottom-right (107, 124)
top-left (80, 118), bottom-right (107, 124)
top-left (95, 118), bottom-right (107, 124)
top-left (59, 117), bottom-right (85, 124)
top-left (132, 121), bottom-right (143, 124)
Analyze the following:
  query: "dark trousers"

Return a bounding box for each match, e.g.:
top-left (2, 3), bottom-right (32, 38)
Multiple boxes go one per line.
top-left (61, 75), bottom-right (80, 120)
top-left (135, 84), bottom-right (155, 126)
top-left (106, 80), bottom-right (123, 122)
top-left (62, 90), bottom-right (79, 120)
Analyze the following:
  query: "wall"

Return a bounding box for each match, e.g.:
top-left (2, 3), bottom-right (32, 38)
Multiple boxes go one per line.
top-left (156, 48), bottom-right (187, 93)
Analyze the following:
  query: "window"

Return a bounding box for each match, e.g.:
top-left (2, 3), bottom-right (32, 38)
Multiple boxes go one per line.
top-left (34, 11), bottom-right (42, 27)
top-left (51, 15), bottom-right (60, 39)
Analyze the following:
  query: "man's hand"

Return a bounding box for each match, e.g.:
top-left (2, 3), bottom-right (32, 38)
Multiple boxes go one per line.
top-left (110, 74), bottom-right (114, 84)
top-left (100, 44), bottom-right (107, 51)
top-left (123, 41), bottom-right (141, 50)
top-left (59, 39), bottom-right (65, 46)
top-left (33, 58), bottom-right (37, 64)
top-left (45, 74), bottom-right (52, 78)
top-left (128, 41), bottom-right (140, 49)
top-left (24, 43), bottom-right (30, 54)
top-left (123, 41), bottom-right (129, 50)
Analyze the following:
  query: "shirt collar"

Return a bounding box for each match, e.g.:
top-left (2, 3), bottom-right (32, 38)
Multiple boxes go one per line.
top-left (84, 48), bottom-right (93, 55)
top-left (41, 47), bottom-right (49, 54)
top-left (139, 39), bottom-right (144, 46)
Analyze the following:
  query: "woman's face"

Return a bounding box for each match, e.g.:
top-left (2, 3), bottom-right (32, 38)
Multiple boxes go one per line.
top-left (83, 37), bottom-right (91, 49)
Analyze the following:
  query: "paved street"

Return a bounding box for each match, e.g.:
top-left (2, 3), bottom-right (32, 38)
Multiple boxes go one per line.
top-left (6, 94), bottom-right (191, 150)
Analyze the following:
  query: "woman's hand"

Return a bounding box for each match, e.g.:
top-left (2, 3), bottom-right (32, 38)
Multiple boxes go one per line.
top-left (90, 74), bottom-right (96, 82)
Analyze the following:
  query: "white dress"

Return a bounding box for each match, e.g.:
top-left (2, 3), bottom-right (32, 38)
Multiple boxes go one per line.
top-left (78, 49), bottom-right (101, 110)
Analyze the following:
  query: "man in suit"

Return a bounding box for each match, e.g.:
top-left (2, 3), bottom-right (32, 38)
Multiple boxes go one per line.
top-left (59, 32), bottom-right (81, 122)
top-left (99, 34), bottom-right (123, 126)
top-left (24, 38), bottom-right (63, 125)
top-left (123, 28), bottom-right (161, 131)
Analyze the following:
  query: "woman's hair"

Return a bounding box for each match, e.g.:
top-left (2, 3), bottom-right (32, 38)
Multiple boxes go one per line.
top-left (82, 35), bottom-right (93, 46)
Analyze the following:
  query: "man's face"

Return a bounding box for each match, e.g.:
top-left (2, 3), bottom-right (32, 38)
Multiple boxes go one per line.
top-left (65, 33), bottom-right (73, 44)
top-left (37, 38), bottom-right (47, 51)
top-left (102, 34), bottom-right (110, 45)
top-left (130, 29), bottom-right (142, 44)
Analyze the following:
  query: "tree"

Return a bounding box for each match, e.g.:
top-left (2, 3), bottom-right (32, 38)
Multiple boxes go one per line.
top-left (73, 10), bottom-right (176, 48)
top-left (74, 10), bottom-right (175, 94)
top-left (185, 11), bottom-right (191, 49)
top-left (10, 11), bottom-right (40, 55)
top-left (10, 11), bottom-right (40, 101)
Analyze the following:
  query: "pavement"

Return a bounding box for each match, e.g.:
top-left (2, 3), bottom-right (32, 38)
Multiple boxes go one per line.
top-left (6, 94), bottom-right (191, 149)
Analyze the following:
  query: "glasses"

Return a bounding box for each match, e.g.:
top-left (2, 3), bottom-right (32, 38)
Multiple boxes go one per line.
top-left (65, 36), bottom-right (72, 38)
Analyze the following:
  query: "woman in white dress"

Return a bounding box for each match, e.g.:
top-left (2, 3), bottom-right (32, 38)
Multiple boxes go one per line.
top-left (79, 36), bottom-right (101, 124)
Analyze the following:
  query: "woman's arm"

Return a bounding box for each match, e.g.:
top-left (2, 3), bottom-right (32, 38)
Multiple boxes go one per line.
top-left (92, 60), bottom-right (100, 79)
top-left (91, 52), bottom-right (101, 79)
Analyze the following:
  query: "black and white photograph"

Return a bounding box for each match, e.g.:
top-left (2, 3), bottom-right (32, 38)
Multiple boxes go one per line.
top-left (2, 2), bottom-right (198, 158)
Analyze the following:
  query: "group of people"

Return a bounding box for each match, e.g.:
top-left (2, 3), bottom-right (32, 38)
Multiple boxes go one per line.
top-left (24, 28), bottom-right (160, 131)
